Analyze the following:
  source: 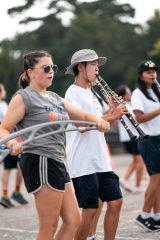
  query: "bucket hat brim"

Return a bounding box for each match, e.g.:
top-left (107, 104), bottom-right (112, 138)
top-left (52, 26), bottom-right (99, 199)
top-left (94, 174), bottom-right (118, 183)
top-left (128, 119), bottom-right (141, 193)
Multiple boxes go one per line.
top-left (66, 57), bottom-right (106, 75)
top-left (65, 49), bottom-right (107, 75)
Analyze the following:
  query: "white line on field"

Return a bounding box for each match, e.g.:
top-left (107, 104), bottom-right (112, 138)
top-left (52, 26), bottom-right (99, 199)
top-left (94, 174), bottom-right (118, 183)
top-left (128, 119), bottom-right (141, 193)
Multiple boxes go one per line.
top-left (0, 227), bottom-right (37, 233)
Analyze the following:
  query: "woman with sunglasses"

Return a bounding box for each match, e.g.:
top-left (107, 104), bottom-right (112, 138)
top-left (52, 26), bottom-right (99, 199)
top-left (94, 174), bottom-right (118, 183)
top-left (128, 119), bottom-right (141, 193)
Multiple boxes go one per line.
top-left (0, 50), bottom-right (110, 240)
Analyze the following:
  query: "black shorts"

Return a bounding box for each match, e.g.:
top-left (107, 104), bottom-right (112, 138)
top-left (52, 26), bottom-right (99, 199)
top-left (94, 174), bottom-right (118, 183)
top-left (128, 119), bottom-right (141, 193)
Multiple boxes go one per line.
top-left (72, 171), bottom-right (122, 209)
top-left (19, 153), bottom-right (71, 193)
top-left (123, 139), bottom-right (140, 155)
top-left (3, 154), bottom-right (20, 169)
top-left (138, 136), bottom-right (160, 176)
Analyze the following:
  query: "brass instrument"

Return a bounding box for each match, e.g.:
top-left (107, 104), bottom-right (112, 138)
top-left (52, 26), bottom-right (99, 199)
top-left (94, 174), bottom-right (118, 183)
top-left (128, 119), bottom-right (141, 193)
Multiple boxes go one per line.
top-left (93, 75), bottom-right (148, 140)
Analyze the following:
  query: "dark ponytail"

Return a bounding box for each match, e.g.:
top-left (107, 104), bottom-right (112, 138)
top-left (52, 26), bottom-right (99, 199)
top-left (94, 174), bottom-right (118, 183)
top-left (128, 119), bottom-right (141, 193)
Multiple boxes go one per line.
top-left (18, 72), bottom-right (30, 89)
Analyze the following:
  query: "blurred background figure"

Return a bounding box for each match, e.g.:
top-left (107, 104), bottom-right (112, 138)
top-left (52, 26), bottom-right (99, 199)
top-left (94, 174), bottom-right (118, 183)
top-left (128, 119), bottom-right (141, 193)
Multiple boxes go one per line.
top-left (0, 83), bottom-right (28, 208)
top-left (0, 83), bottom-right (8, 122)
top-left (115, 85), bottom-right (145, 193)
top-left (132, 60), bottom-right (160, 231)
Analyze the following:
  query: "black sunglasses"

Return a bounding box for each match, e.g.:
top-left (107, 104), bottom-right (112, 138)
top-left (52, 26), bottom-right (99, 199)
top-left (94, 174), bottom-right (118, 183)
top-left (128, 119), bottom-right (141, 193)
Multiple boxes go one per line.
top-left (31, 65), bottom-right (58, 73)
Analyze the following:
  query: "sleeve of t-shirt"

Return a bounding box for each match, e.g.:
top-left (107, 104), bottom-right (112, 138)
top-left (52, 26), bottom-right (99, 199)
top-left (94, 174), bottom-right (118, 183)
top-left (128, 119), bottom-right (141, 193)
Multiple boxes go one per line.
top-left (65, 87), bottom-right (83, 109)
top-left (131, 89), bottom-right (145, 113)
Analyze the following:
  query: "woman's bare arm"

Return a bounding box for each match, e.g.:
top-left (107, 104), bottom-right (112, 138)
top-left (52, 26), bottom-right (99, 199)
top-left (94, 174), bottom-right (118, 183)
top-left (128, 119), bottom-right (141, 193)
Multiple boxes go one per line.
top-left (0, 94), bottom-right (25, 154)
top-left (63, 99), bottom-right (110, 132)
top-left (134, 109), bottom-right (160, 123)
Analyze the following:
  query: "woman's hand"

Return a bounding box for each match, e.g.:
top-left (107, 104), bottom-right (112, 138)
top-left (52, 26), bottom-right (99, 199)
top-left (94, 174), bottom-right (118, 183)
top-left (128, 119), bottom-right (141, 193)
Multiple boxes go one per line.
top-left (97, 119), bottom-right (110, 132)
top-left (5, 140), bottom-right (23, 156)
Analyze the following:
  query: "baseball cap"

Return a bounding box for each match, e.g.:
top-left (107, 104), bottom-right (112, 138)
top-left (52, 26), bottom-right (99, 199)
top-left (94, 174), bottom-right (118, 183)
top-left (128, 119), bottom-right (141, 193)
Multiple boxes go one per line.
top-left (65, 49), bottom-right (107, 75)
top-left (137, 60), bottom-right (160, 74)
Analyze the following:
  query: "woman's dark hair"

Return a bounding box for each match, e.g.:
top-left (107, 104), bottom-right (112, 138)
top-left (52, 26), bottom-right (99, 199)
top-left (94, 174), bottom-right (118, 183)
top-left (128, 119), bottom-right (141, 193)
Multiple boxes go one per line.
top-left (19, 50), bottom-right (52, 89)
top-left (137, 74), bottom-right (160, 102)
top-left (115, 85), bottom-right (128, 97)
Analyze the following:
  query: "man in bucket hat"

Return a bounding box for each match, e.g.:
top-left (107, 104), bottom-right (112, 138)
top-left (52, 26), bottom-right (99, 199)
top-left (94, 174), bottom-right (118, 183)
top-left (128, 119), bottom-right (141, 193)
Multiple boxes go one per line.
top-left (65, 49), bottom-right (127, 240)
top-left (65, 49), bottom-right (107, 75)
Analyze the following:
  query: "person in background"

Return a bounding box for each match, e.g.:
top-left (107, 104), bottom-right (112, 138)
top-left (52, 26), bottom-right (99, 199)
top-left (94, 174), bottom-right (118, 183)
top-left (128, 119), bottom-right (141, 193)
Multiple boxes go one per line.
top-left (0, 50), bottom-right (110, 240)
top-left (0, 84), bottom-right (8, 122)
top-left (131, 60), bottom-right (160, 232)
top-left (115, 85), bottom-right (145, 193)
top-left (0, 155), bottom-right (28, 208)
top-left (0, 83), bottom-right (28, 208)
top-left (65, 49), bottom-right (128, 240)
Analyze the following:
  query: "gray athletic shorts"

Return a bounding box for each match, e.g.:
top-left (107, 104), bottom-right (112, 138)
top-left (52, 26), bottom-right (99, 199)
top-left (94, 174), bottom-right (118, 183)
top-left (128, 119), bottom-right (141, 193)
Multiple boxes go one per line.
top-left (19, 153), bottom-right (71, 193)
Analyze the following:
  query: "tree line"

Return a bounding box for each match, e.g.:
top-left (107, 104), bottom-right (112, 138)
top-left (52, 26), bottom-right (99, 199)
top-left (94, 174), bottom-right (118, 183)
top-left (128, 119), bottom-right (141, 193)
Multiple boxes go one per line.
top-left (0, 0), bottom-right (160, 101)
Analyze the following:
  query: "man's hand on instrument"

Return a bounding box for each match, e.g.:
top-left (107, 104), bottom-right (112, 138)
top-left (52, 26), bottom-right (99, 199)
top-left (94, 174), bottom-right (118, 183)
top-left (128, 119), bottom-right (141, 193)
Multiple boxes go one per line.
top-left (103, 102), bottom-right (129, 122)
top-left (108, 96), bottom-right (124, 113)
top-left (112, 103), bottom-right (129, 119)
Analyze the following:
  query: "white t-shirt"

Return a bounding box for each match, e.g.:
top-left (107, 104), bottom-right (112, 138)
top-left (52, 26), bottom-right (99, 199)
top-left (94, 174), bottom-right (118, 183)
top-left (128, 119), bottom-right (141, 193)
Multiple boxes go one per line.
top-left (65, 84), bottom-right (112, 178)
top-left (0, 100), bottom-right (8, 122)
top-left (118, 101), bottom-right (139, 142)
top-left (131, 88), bottom-right (160, 136)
